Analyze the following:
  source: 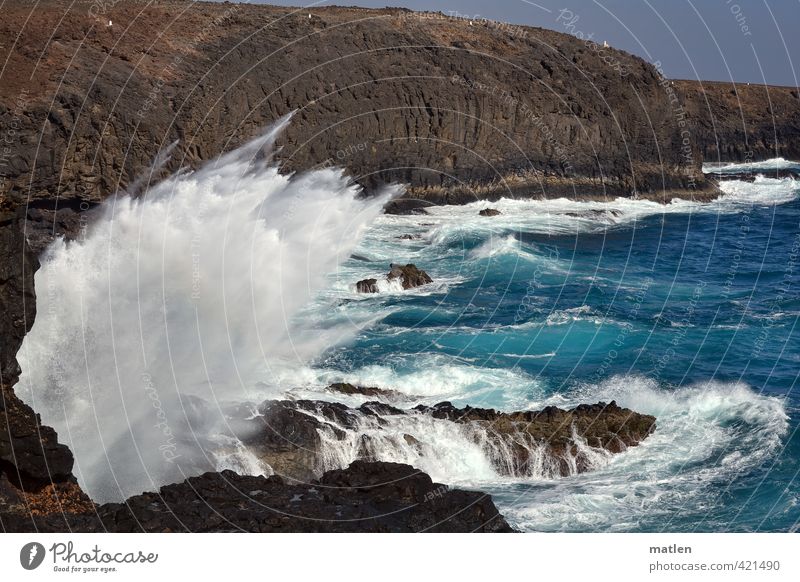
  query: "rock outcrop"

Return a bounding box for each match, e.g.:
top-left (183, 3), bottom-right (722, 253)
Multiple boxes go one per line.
top-left (417, 401), bottom-right (656, 475)
top-left (479, 208), bottom-right (502, 216)
top-left (238, 398), bottom-right (656, 482)
top-left (0, 216), bottom-right (92, 529)
top-left (387, 264), bottom-right (433, 290)
top-left (3, 461), bottom-right (515, 532)
top-left (327, 382), bottom-right (404, 401)
top-left (677, 80), bottom-right (800, 165)
top-left (356, 263), bottom-right (433, 292)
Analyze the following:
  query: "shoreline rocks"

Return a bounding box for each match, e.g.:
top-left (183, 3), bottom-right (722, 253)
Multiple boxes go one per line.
top-left (417, 401), bottom-right (656, 475)
top-left (238, 398), bottom-right (656, 483)
top-left (3, 461), bottom-right (515, 533)
top-left (479, 208), bottom-right (502, 216)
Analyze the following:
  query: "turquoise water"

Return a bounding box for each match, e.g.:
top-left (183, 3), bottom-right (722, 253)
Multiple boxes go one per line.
top-left (308, 166), bottom-right (800, 532)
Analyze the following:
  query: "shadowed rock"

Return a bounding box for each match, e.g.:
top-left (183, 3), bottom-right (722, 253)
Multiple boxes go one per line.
top-left (0, 219), bottom-right (91, 530)
top-left (4, 461), bottom-right (515, 533)
top-left (479, 208), bottom-right (502, 216)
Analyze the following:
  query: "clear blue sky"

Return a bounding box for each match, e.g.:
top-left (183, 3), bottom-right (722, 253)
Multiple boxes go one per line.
top-left (246, 0), bottom-right (799, 87)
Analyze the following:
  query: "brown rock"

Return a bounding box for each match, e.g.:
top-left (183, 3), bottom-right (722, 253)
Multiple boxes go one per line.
top-left (355, 278), bottom-right (379, 293)
top-left (387, 264), bottom-right (433, 289)
top-left (416, 400), bottom-right (656, 476)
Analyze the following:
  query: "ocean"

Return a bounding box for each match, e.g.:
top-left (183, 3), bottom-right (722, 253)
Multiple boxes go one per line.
top-left (304, 160), bottom-right (800, 532)
top-left (17, 118), bottom-right (800, 531)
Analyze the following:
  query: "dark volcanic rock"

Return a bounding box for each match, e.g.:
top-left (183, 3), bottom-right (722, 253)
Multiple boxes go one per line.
top-left (677, 80), bottom-right (800, 165)
top-left (356, 263), bottom-right (433, 292)
top-left (387, 264), bottom-right (433, 290)
top-left (384, 199), bottom-right (433, 215)
top-left (416, 400), bottom-right (656, 475)
top-left (355, 278), bottom-right (379, 293)
top-left (4, 462), bottom-right (515, 533)
top-left (241, 400), bottom-right (333, 483)
top-left (479, 208), bottom-right (502, 216)
top-left (1, 0), bottom-right (744, 226)
top-left (0, 219), bottom-right (87, 527)
top-left (239, 398), bottom-right (656, 483)
top-left (327, 382), bottom-right (404, 401)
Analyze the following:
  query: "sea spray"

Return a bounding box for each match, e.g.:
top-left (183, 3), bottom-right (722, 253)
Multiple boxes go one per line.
top-left (17, 115), bottom-right (399, 502)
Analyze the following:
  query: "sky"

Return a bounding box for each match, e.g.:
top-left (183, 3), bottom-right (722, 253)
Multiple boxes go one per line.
top-left (248, 0), bottom-right (800, 87)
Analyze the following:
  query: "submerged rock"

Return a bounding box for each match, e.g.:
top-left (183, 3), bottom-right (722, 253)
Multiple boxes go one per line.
top-left (387, 263), bottom-right (433, 289)
top-left (327, 382), bottom-right (404, 400)
top-left (479, 208), bottom-right (502, 216)
top-left (564, 209), bottom-right (623, 219)
top-left (5, 462), bottom-right (514, 533)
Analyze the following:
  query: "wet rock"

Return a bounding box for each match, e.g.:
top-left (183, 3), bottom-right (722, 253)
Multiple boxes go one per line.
top-left (5, 461), bottom-right (514, 532)
top-left (415, 400), bottom-right (656, 475)
top-left (355, 264), bottom-right (433, 293)
top-left (240, 400), bottom-right (351, 482)
top-left (383, 199), bottom-right (432, 215)
top-left (0, 220), bottom-right (83, 520)
top-left (327, 382), bottom-right (403, 400)
top-left (239, 397), bottom-right (655, 483)
top-left (355, 278), bottom-right (379, 293)
top-left (387, 263), bottom-right (433, 289)
top-left (564, 209), bottom-right (623, 219)
top-left (479, 208), bottom-right (502, 216)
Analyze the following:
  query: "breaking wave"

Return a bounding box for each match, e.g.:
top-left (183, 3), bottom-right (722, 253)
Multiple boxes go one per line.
top-left (17, 115), bottom-right (399, 501)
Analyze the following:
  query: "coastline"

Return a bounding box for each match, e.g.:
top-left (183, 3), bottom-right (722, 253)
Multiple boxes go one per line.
top-left (1, 0), bottom-right (798, 535)
top-left (386, 175), bottom-right (723, 213)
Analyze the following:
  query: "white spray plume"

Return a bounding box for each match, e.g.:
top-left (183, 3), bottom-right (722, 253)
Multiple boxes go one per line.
top-left (17, 114), bottom-right (400, 501)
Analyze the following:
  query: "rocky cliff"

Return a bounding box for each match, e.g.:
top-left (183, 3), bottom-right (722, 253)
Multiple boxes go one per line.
top-left (677, 80), bottom-right (800, 165)
top-left (0, 1), bottom-right (699, 223)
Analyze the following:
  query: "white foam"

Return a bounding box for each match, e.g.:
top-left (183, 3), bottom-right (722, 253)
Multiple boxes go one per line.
top-left (703, 157), bottom-right (798, 173)
top-left (17, 115), bottom-right (398, 502)
top-left (502, 376), bottom-right (788, 531)
top-left (717, 175), bottom-right (798, 205)
top-left (305, 353), bottom-right (543, 407)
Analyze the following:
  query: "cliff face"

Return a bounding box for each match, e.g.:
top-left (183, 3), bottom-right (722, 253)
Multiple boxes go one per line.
top-left (677, 80), bottom-right (800, 164)
top-left (2, 0), bottom-right (716, 226)
top-left (3, 2), bottom-right (798, 222)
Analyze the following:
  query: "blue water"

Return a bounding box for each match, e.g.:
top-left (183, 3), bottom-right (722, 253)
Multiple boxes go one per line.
top-left (306, 166), bottom-right (800, 532)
